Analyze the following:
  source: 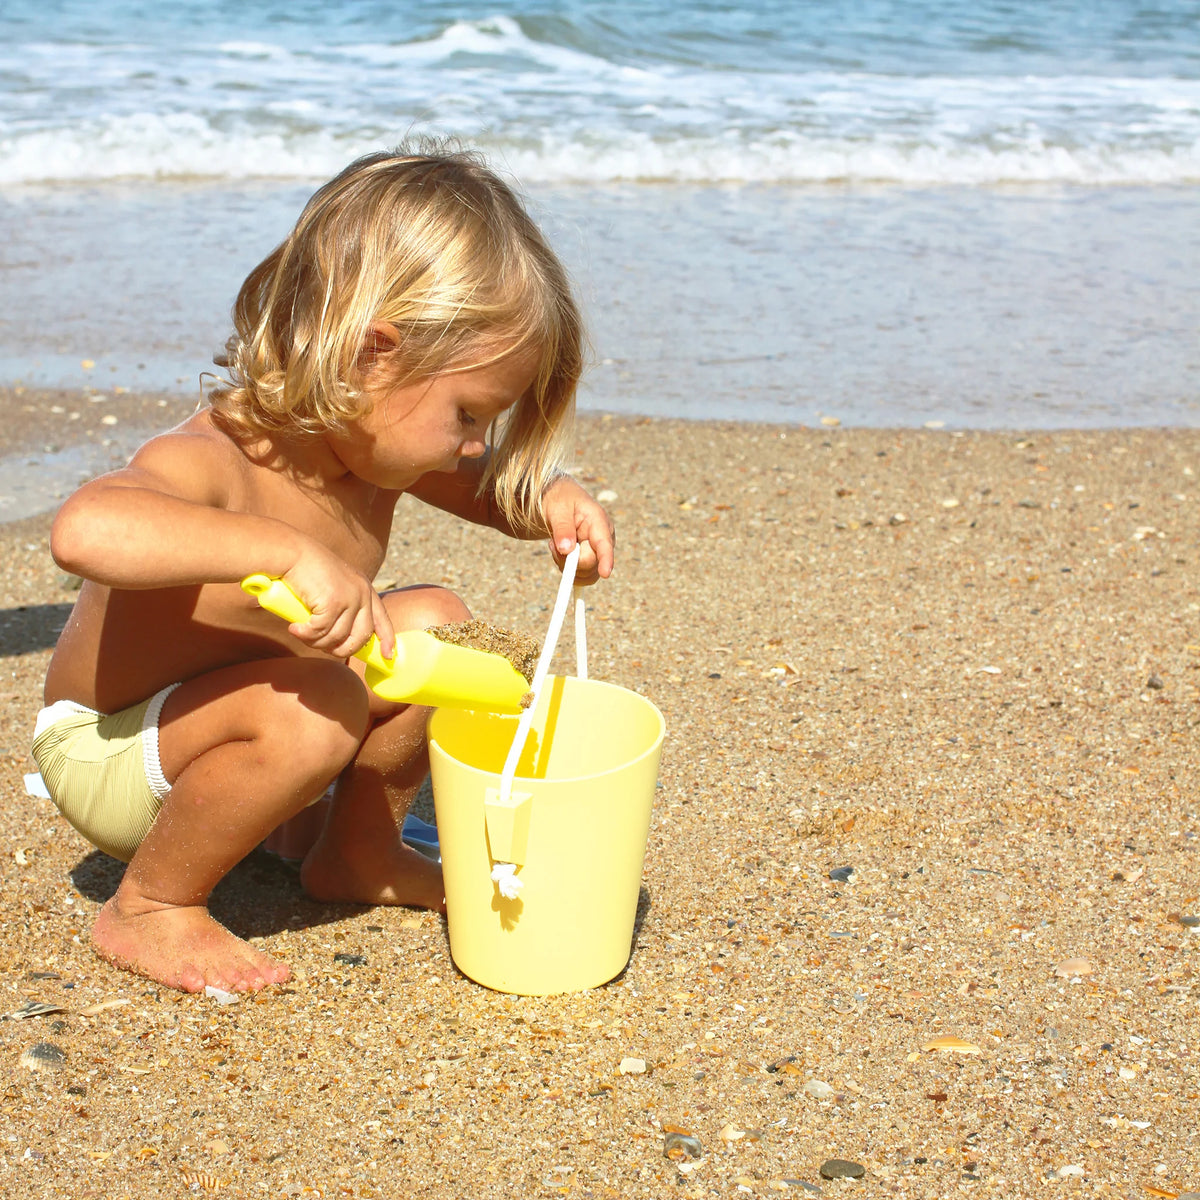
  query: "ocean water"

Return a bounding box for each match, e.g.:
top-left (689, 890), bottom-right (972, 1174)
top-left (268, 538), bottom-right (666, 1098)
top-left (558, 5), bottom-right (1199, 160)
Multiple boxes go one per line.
top-left (1, 1), bottom-right (1198, 428)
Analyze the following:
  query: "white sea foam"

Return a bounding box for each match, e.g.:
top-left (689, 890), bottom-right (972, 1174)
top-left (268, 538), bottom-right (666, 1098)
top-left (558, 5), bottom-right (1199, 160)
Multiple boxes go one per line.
top-left (3, 110), bottom-right (1199, 186)
top-left (3, 11), bottom-right (1200, 186)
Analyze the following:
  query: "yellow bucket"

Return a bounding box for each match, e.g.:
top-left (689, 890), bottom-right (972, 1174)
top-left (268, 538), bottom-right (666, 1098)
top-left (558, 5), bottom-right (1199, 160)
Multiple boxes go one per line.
top-left (428, 674), bottom-right (665, 995)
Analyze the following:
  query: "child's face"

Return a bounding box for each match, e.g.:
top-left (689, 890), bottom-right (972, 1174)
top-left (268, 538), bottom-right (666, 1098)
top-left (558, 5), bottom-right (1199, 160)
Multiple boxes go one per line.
top-left (329, 347), bottom-right (539, 490)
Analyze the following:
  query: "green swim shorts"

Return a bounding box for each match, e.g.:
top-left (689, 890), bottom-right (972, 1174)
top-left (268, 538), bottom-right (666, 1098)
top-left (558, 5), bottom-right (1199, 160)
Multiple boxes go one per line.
top-left (31, 684), bottom-right (180, 863)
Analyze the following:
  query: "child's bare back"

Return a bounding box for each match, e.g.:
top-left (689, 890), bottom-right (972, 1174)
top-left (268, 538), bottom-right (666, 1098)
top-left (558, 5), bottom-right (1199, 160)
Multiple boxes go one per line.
top-left (31, 146), bottom-right (615, 996)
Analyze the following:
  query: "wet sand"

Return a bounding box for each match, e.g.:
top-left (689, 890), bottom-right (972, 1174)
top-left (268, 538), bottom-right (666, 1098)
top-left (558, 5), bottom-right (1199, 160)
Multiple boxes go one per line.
top-left (1, 390), bottom-right (1199, 1197)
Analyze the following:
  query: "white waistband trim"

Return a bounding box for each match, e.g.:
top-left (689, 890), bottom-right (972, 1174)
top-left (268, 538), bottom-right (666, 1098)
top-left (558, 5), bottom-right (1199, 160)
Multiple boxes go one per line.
top-left (142, 683), bottom-right (181, 800)
top-left (33, 699), bottom-right (99, 740)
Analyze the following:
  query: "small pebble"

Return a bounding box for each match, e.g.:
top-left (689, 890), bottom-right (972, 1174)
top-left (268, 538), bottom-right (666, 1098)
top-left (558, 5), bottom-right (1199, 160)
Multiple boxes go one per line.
top-left (828, 866), bottom-right (854, 883)
top-left (1055, 1164), bottom-right (1085, 1178)
top-left (618, 1057), bottom-right (646, 1075)
top-left (663, 1132), bottom-right (703, 1162)
top-left (1053, 957), bottom-right (1095, 977)
top-left (819, 1159), bottom-right (865, 1180)
top-left (333, 953), bottom-right (367, 967)
top-left (19, 1042), bottom-right (66, 1073)
top-left (803, 1079), bottom-right (834, 1099)
top-left (784, 1183), bottom-right (823, 1195)
top-left (1146, 674), bottom-right (1164, 689)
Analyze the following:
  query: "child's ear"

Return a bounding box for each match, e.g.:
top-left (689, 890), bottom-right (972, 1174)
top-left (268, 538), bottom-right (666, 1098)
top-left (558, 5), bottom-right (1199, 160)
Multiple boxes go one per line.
top-left (357, 321), bottom-right (401, 374)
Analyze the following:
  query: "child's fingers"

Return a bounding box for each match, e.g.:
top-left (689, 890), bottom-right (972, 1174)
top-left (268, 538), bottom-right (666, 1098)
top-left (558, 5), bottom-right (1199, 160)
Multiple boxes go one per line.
top-left (584, 514), bottom-right (615, 578)
top-left (370, 589), bottom-right (396, 661)
top-left (574, 509), bottom-right (614, 581)
top-left (290, 604), bottom-right (369, 657)
top-left (547, 508), bottom-right (579, 558)
top-left (280, 569), bottom-right (381, 658)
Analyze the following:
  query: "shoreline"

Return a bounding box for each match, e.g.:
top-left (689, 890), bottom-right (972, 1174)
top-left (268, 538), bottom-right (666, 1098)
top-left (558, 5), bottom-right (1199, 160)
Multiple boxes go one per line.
top-left (1, 396), bottom-right (1199, 1195)
top-left (5, 180), bottom-right (1200, 430)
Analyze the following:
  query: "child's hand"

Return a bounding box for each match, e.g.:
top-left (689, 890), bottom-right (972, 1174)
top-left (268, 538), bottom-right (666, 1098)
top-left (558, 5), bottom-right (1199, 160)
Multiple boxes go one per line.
top-left (542, 476), bottom-right (615, 585)
top-left (279, 552), bottom-right (396, 661)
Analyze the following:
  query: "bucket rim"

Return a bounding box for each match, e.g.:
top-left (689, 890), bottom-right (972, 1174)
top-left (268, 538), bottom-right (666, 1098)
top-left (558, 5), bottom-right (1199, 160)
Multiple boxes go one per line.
top-left (427, 675), bottom-right (665, 787)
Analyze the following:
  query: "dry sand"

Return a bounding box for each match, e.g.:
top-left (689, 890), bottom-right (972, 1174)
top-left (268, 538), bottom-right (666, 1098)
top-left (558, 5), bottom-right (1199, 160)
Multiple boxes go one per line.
top-left (1, 389), bottom-right (1199, 1198)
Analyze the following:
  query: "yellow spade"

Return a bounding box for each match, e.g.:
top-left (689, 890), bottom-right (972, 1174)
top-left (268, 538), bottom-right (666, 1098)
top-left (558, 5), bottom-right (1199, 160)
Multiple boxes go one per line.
top-left (240, 574), bottom-right (530, 713)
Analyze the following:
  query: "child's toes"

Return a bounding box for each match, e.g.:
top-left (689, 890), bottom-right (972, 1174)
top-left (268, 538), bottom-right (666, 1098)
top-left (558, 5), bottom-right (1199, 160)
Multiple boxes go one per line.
top-left (177, 964), bottom-right (208, 993)
top-left (265, 959), bottom-right (291, 985)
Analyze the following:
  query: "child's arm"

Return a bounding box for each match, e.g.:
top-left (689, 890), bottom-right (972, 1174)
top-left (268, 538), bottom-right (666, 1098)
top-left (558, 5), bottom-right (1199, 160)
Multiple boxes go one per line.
top-left (407, 454), bottom-right (615, 584)
top-left (50, 427), bottom-right (395, 660)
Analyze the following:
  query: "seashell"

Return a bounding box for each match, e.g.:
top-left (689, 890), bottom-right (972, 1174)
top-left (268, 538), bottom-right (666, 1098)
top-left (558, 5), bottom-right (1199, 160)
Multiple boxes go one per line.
top-left (179, 1168), bottom-right (228, 1191)
top-left (1054, 957), bottom-right (1095, 977)
top-left (922, 1035), bottom-right (982, 1055)
top-left (79, 998), bottom-right (130, 1016)
top-left (19, 1042), bottom-right (66, 1072)
top-left (618, 1057), bottom-right (646, 1075)
top-left (5, 1000), bottom-right (66, 1021)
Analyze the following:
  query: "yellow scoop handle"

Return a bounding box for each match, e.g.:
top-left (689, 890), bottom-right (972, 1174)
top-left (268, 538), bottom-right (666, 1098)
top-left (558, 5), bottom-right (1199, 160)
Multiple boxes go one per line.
top-left (240, 574), bottom-right (529, 713)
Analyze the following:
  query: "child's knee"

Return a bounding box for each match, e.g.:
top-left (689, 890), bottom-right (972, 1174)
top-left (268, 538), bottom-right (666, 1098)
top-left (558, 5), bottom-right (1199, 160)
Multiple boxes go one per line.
top-left (383, 584), bottom-right (470, 631)
top-left (268, 658), bottom-right (371, 764)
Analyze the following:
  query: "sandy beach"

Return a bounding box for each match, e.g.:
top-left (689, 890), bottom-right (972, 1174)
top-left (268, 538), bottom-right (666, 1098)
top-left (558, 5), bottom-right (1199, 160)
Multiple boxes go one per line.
top-left (1, 388), bottom-right (1199, 1198)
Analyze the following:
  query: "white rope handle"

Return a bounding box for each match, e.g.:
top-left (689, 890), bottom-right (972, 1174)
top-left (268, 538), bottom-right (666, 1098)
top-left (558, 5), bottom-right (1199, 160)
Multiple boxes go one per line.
top-left (489, 547), bottom-right (589, 898)
top-left (498, 545), bottom-right (580, 804)
top-left (573, 586), bottom-right (588, 681)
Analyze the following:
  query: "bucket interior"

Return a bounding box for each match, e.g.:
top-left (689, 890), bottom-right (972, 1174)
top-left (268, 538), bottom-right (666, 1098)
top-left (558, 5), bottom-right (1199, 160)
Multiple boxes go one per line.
top-left (429, 676), bottom-right (663, 782)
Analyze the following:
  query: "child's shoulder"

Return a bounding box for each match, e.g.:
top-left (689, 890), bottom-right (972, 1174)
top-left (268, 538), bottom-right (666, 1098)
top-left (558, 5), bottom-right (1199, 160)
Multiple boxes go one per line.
top-left (123, 408), bottom-right (258, 503)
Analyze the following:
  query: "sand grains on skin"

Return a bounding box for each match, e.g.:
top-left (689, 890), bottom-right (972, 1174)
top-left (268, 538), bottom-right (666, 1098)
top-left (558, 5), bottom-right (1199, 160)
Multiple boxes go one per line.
top-left (91, 895), bottom-right (290, 994)
top-left (299, 835), bottom-right (447, 914)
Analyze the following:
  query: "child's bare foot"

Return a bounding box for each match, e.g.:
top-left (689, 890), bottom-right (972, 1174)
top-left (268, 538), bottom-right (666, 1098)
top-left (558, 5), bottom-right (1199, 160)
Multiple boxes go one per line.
top-left (92, 894), bottom-right (291, 994)
top-left (300, 838), bottom-right (446, 913)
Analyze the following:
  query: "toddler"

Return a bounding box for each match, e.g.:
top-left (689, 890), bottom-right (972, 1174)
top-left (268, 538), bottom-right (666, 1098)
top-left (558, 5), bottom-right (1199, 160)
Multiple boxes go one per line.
top-left (31, 145), bottom-right (614, 995)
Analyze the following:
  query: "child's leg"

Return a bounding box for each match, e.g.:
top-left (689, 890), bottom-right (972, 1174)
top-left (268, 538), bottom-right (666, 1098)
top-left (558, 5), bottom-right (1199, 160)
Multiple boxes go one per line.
top-left (92, 656), bottom-right (369, 994)
top-left (299, 585), bottom-right (469, 911)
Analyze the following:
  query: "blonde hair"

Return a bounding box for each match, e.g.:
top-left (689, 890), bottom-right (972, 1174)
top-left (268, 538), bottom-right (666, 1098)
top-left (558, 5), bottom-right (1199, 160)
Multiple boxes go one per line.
top-left (210, 142), bottom-right (582, 529)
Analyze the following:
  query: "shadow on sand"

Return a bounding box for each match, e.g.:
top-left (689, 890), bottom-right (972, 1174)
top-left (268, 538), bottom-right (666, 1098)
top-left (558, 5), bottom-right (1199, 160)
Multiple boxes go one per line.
top-left (0, 602), bottom-right (73, 656)
top-left (70, 847), bottom-right (365, 941)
